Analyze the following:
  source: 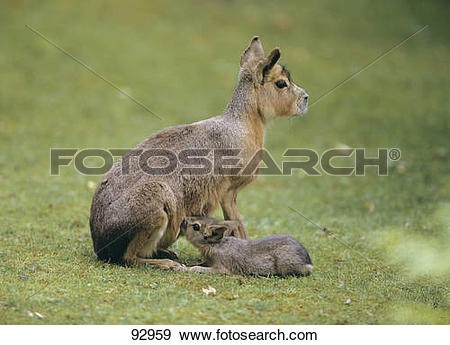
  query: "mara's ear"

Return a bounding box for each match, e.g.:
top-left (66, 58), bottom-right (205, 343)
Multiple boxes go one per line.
top-left (208, 225), bottom-right (228, 241)
top-left (240, 36), bottom-right (265, 68)
top-left (254, 48), bottom-right (281, 85)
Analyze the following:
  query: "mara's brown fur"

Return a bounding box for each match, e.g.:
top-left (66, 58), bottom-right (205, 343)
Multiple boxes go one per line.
top-left (89, 36), bottom-right (309, 266)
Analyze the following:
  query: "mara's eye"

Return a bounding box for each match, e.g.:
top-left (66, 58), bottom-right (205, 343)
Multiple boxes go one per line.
top-left (192, 223), bottom-right (200, 231)
top-left (275, 80), bottom-right (288, 89)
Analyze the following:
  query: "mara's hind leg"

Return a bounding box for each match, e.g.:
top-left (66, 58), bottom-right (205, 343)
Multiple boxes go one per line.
top-left (136, 258), bottom-right (185, 270)
top-left (123, 208), bottom-right (169, 265)
top-left (123, 208), bottom-right (183, 268)
top-left (121, 181), bottom-right (181, 267)
top-left (123, 216), bottom-right (168, 264)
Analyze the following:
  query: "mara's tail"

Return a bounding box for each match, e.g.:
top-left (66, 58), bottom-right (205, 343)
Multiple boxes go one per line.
top-left (301, 264), bottom-right (314, 275)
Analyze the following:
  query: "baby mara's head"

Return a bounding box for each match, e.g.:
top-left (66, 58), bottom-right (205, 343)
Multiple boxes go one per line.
top-left (180, 217), bottom-right (235, 247)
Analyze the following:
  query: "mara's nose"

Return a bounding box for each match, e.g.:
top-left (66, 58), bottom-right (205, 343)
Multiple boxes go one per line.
top-left (304, 93), bottom-right (309, 101)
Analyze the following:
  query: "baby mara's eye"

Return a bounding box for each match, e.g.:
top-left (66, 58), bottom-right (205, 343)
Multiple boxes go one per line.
top-left (275, 80), bottom-right (288, 89)
top-left (192, 223), bottom-right (200, 231)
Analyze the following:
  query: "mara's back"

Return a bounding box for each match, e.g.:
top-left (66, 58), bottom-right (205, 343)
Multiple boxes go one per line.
top-left (91, 116), bottom-right (240, 210)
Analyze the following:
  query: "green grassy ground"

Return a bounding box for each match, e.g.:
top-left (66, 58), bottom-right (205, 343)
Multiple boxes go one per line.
top-left (0, 0), bottom-right (449, 324)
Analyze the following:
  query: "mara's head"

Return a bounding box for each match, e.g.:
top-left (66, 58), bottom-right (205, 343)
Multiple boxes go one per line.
top-left (181, 217), bottom-right (229, 246)
top-left (239, 36), bottom-right (309, 122)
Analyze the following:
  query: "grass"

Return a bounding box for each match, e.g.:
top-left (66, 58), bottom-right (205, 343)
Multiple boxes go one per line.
top-left (0, 0), bottom-right (449, 324)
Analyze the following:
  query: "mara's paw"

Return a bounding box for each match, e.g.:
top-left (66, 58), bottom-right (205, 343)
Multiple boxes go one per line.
top-left (134, 257), bottom-right (183, 270)
top-left (154, 249), bottom-right (179, 260)
top-left (157, 259), bottom-right (184, 270)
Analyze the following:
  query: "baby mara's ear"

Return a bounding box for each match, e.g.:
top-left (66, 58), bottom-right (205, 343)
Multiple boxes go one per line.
top-left (178, 218), bottom-right (187, 237)
top-left (216, 220), bottom-right (240, 237)
top-left (206, 225), bottom-right (228, 243)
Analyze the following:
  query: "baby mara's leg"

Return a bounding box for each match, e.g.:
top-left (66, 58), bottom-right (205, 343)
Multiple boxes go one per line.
top-left (172, 265), bottom-right (226, 274)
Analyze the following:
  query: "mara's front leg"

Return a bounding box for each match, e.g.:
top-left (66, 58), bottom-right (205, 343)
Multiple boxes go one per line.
top-left (220, 190), bottom-right (248, 239)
